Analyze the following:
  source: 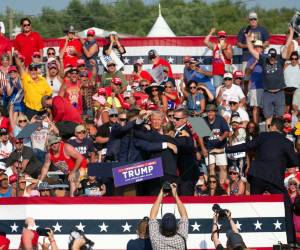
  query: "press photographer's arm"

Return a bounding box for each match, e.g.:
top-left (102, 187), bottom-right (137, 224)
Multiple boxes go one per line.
top-left (211, 210), bottom-right (239, 248)
top-left (149, 183), bottom-right (188, 219)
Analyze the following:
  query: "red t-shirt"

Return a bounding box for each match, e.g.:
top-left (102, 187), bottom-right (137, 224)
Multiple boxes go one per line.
top-left (152, 58), bottom-right (173, 78)
top-left (0, 235), bottom-right (10, 250)
top-left (59, 39), bottom-right (82, 67)
top-left (0, 117), bottom-right (10, 131)
top-left (52, 96), bottom-right (82, 124)
top-left (14, 32), bottom-right (44, 66)
top-left (64, 80), bottom-right (83, 115)
top-left (0, 36), bottom-right (11, 59)
top-left (140, 70), bottom-right (153, 83)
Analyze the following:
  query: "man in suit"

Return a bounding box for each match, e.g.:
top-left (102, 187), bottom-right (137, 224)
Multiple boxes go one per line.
top-left (134, 111), bottom-right (178, 195)
top-left (173, 108), bottom-right (199, 195)
top-left (210, 117), bottom-right (298, 244)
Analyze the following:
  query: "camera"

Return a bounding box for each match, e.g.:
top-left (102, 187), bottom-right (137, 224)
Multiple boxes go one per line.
top-left (37, 228), bottom-right (51, 236)
top-left (212, 204), bottom-right (229, 219)
top-left (69, 230), bottom-right (94, 250)
top-left (162, 181), bottom-right (172, 194)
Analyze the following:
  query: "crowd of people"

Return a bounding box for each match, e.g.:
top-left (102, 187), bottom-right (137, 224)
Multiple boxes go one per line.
top-left (0, 11), bottom-right (300, 245)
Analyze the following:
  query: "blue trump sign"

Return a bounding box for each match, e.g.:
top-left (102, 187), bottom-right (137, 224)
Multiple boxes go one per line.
top-left (112, 158), bottom-right (164, 187)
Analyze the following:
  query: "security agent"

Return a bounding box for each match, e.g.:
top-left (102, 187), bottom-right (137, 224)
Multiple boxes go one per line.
top-left (210, 117), bottom-right (298, 244)
top-left (148, 183), bottom-right (188, 250)
top-left (211, 209), bottom-right (247, 250)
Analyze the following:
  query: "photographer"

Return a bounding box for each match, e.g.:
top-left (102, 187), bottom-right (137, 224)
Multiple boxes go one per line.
top-left (149, 183), bottom-right (188, 250)
top-left (38, 228), bottom-right (58, 250)
top-left (211, 208), bottom-right (247, 250)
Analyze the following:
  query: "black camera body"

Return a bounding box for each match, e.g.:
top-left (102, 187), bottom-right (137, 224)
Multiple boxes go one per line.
top-left (212, 204), bottom-right (228, 219)
top-left (162, 181), bottom-right (172, 194)
top-left (37, 228), bottom-right (51, 236)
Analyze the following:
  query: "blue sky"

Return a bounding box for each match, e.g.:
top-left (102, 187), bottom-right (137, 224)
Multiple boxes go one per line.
top-left (0, 0), bottom-right (299, 15)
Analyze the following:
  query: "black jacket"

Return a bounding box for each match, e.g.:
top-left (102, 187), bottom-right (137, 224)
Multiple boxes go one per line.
top-left (226, 131), bottom-right (299, 189)
top-left (174, 125), bottom-right (199, 181)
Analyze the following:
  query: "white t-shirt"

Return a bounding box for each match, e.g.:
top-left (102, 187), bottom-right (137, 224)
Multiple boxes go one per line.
top-left (0, 141), bottom-right (13, 160)
top-left (216, 84), bottom-right (245, 107)
top-left (46, 76), bottom-right (62, 97)
top-left (293, 88), bottom-right (300, 109)
top-left (284, 64), bottom-right (300, 88)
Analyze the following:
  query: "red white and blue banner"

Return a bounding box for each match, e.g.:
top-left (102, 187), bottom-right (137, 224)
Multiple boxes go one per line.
top-left (42, 35), bottom-right (291, 76)
top-left (0, 195), bottom-right (286, 249)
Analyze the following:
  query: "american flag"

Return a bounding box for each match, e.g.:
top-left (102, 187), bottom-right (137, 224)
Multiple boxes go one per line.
top-left (42, 35), bottom-right (290, 76)
top-left (0, 195), bottom-right (286, 249)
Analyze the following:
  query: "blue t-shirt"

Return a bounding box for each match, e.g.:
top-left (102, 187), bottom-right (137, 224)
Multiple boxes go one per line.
top-left (187, 92), bottom-right (204, 112)
top-left (127, 238), bottom-right (153, 250)
top-left (238, 25), bottom-right (269, 61)
top-left (186, 67), bottom-right (216, 96)
top-left (203, 115), bottom-right (230, 149)
top-left (246, 56), bottom-right (263, 89)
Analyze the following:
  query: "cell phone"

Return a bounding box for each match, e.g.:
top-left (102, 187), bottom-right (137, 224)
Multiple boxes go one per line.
top-left (244, 25), bottom-right (251, 34)
top-left (37, 228), bottom-right (50, 236)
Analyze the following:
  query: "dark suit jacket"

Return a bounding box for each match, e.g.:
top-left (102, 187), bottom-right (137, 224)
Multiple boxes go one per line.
top-left (226, 131), bottom-right (299, 189)
top-left (174, 125), bottom-right (199, 181)
top-left (134, 128), bottom-right (177, 176)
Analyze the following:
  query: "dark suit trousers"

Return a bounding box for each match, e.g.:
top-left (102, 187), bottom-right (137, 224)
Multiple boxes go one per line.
top-left (249, 176), bottom-right (295, 244)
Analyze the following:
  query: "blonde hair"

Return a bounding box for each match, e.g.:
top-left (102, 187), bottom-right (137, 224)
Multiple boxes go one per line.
top-left (17, 114), bottom-right (29, 123)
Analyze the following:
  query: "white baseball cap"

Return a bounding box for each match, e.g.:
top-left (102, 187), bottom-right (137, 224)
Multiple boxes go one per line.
top-left (223, 72), bottom-right (233, 79)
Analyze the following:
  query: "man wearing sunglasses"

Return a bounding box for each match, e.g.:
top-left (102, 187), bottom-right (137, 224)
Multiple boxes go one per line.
top-left (0, 173), bottom-right (12, 198)
top-left (237, 12), bottom-right (269, 70)
top-left (15, 55), bottom-right (52, 120)
top-left (80, 29), bottom-right (99, 72)
top-left (14, 17), bottom-right (44, 66)
top-left (246, 26), bottom-right (294, 130)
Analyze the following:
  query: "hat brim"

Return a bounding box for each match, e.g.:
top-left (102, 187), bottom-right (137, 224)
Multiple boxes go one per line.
top-left (145, 85), bottom-right (164, 95)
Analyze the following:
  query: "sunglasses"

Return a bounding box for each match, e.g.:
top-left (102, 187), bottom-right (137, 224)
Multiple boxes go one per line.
top-left (229, 102), bottom-right (238, 106)
top-left (48, 52), bottom-right (55, 56)
top-left (291, 58), bottom-right (298, 61)
top-left (109, 114), bottom-right (118, 118)
top-left (173, 117), bottom-right (184, 121)
top-left (76, 130), bottom-right (86, 134)
top-left (140, 84), bottom-right (148, 87)
top-left (209, 180), bottom-right (217, 184)
top-left (250, 18), bottom-right (257, 21)
top-left (219, 36), bottom-right (226, 39)
top-left (235, 77), bottom-right (243, 80)
top-left (23, 23), bottom-right (31, 27)
top-left (190, 86), bottom-right (197, 89)
top-left (289, 182), bottom-right (297, 186)
top-left (119, 118), bottom-right (127, 122)
top-left (18, 120), bottom-right (27, 123)
top-left (50, 142), bottom-right (60, 146)
top-left (108, 64), bottom-right (116, 67)
top-left (224, 78), bottom-right (232, 81)
top-left (33, 55), bottom-right (41, 58)
top-left (229, 172), bottom-right (238, 175)
top-left (87, 34), bottom-right (94, 37)
top-left (15, 141), bottom-right (23, 144)
top-left (152, 88), bottom-right (158, 92)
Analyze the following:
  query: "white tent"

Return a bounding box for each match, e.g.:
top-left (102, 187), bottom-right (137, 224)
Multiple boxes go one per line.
top-left (147, 4), bottom-right (176, 37)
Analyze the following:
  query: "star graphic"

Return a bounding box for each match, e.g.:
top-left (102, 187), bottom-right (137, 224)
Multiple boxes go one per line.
top-left (235, 220), bottom-right (242, 231)
top-left (197, 57), bottom-right (204, 64)
top-left (122, 222), bottom-right (132, 232)
top-left (98, 222), bottom-right (109, 232)
top-left (10, 222), bottom-right (18, 233)
top-left (123, 57), bottom-right (130, 64)
top-left (253, 220), bottom-right (262, 230)
top-left (75, 222), bottom-right (86, 232)
top-left (191, 221), bottom-right (201, 232)
top-left (167, 56), bottom-right (174, 64)
top-left (273, 220), bottom-right (282, 230)
top-left (52, 222), bottom-right (62, 232)
top-left (138, 57), bottom-right (144, 63)
top-left (31, 224), bottom-right (39, 231)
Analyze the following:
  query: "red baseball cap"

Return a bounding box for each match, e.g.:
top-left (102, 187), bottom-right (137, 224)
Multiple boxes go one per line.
top-left (233, 70), bottom-right (244, 79)
top-left (77, 59), bottom-right (85, 66)
top-left (87, 29), bottom-right (95, 36)
top-left (217, 31), bottom-right (227, 37)
top-left (111, 77), bottom-right (122, 85)
top-left (33, 51), bottom-right (41, 57)
top-left (19, 54), bottom-right (25, 61)
top-left (97, 87), bottom-right (106, 96)
top-left (8, 65), bottom-right (17, 73)
top-left (283, 113), bottom-right (292, 121)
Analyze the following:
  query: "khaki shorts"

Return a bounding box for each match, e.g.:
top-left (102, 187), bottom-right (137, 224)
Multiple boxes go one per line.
top-left (249, 88), bottom-right (264, 107)
top-left (205, 152), bottom-right (228, 166)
